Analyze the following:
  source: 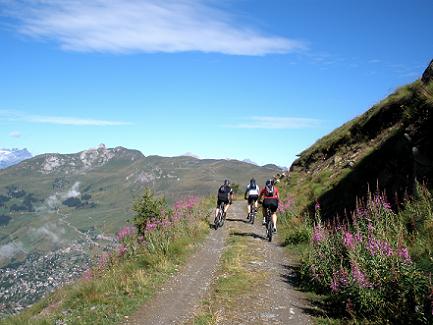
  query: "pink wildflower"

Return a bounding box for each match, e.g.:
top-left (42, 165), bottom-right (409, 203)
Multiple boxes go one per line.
top-left (397, 246), bottom-right (412, 263)
top-left (312, 225), bottom-right (324, 243)
top-left (351, 261), bottom-right (371, 288)
top-left (116, 226), bottom-right (135, 242)
top-left (330, 268), bottom-right (349, 292)
top-left (343, 231), bottom-right (355, 250)
top-left (98, 253), bottom-right (109, 269)
top-left (117, 244), bottom-right (128, 257)
top-left (82, 269), bottom-right (93, 281)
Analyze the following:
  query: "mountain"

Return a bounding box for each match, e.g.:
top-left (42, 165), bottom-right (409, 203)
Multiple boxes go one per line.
top-left (0, 148), bottom-right (32, 169)
top-left (242, 159), bottom-right (258, 165)
top-left (284, 60), bottom-right (433, 219)
top-left (0, 144), bottom-right (281, 267)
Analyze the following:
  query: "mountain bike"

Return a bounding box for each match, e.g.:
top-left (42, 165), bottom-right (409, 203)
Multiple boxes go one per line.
top-left (214, 202), bottom-right (226, 230)
top-left (264, 206), bottom-right (273, 242)
top-left (248, 202), bottom-right (256, 224)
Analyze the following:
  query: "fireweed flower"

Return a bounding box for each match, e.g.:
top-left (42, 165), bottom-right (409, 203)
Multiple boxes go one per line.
top-left (354, 231), bottom-right (363, 243)
top-left (343, 231), bottom-right (355, 250)
top-left (312, 225), bottom-right (324, 243)
top-left (146, 222), bottom-right (158, 232)
top-left (116, 226), bottom-right (135, 242)
top-left (117, 244), bottom-right (128, 257)
top-left (98, 253), bottom-right (109, 269)
top-left (82, 269), bottom-right (93, 281)
top-left (330, 268), bottom-right (350, 292)
top-left (397, 246), bottom-right (412, 263)
top-left (351, 261), bottom-right (371, 288)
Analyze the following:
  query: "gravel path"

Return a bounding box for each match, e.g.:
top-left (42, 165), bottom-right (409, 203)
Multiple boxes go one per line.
top-left (217, 203), bottom-right (312, 324)
top-left (123, 201), bottom-right (312, 324)
top-left (123, 210), bottom-right (228, 325)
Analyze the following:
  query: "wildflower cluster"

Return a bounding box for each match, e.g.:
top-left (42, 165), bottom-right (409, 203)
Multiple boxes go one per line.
top-left (303, 191), bottom-right (432, 323)
top-left (277, 196), bottom-right (294, 214)
top-left (83, 192), bottom-right (205, 280)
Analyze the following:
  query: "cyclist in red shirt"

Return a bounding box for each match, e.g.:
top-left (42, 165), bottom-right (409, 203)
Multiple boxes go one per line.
top-left (258, 179), bottom-right (279, 233)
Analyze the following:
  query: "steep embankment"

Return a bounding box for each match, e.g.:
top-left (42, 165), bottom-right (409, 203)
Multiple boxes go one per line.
top-left (285, 60), bottom-right (433, 219)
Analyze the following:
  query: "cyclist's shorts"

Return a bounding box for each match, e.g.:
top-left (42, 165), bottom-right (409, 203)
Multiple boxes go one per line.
top-left (247, 195), bottom-right (259, 204)
top-left (217, 199), bottom-right (230, 208)
top-left (263, 198), bottom-right (278, 213)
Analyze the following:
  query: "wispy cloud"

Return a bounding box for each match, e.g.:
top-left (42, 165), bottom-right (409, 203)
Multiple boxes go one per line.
top-left (224, 116), bottom-right (321, 129)
top-left (9, 131), bottom-right (21, 138)
top-left (1, 0), bottom-right (305, 56)
top-left (0, 110), bottom-right (130, 126)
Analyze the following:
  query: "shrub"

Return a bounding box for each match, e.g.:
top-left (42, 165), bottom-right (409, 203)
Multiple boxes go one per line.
top-left (132, 188), bottom-right (172, 235)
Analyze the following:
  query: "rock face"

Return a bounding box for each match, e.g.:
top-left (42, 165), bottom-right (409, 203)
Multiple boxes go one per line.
top-left (0, 149), bottom-right (32, 169)
top-left (288, 60), bottom-right (433, 220)
top-left (421, 59), bottom-right (433, 84)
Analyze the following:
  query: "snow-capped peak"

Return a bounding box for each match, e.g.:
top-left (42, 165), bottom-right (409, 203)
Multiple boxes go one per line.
top-left (0, 148), bottom-right (32, 169)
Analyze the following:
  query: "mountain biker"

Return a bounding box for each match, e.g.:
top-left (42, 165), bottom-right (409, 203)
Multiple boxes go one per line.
top-left (244, 178), bottom-right (259, 219)
top-left (258, 179), bottom-right (279, 232)
top-left (215, 179), bottom-right (233, 220)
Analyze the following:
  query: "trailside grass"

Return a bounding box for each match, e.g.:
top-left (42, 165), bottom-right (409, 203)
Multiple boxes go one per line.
top-left (1, 204), bottom-right (212, 324)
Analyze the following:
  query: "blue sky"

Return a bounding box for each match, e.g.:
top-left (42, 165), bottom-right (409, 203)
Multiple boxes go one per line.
top-left (0, 0), bottom-right (432, 167)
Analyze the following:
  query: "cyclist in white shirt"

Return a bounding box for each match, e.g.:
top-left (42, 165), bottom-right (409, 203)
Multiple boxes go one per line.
top-left (244, 178), bottom-right (259, 219)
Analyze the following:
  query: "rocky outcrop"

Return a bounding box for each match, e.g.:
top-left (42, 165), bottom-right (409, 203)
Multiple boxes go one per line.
top-left (421, 59), bottom-right (433, 84)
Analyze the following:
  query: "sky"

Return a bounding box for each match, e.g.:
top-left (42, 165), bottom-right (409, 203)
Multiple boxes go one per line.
top-left (0, 0), bottom-right (432, 168)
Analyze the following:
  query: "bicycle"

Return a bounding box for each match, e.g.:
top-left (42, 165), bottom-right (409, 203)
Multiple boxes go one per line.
top-left (264, 206), bottom-right (273, 242)
top-left (248, 201), bottom-right (257, 224)
top-left (214, 202), bottom-right (226, 230)
top-left (258, 201), bottom-right (273, 242)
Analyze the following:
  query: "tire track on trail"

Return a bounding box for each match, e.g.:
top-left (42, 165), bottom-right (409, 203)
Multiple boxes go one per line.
top-left (194, 201), bottom-right (313, 325)
top-left (123, 207), bottom-right (229, 325)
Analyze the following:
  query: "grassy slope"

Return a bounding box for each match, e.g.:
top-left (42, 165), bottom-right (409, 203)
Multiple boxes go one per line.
top-left (1, 199), bottom-right (213, 324)
top-left (286, 79), bottom-right (433, 214)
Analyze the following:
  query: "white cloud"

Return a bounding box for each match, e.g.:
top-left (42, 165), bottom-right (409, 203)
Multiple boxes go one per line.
top-left (9, 131), bottom-right (21, 138)
top-left (0, 242), bottom-right (26, 260)
top-left (27, 115), bottom-right (130, 126)
top-left (0, 110), bottom-right (130, 126)
top-left (2, 0), bottom-right (305, 56)
top-left (46, 182), bottom-right (81, 209)
top-left (225, 116), bottom-right (321, 129)
top-left (31, 224), bottom-right (66, 244)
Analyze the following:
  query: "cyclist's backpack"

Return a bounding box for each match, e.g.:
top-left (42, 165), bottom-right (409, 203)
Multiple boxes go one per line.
top-left (250, 179), bottom-right (256, 189)
top-left (218, 185), bottom-right (230, 201)
top-left (265, 184), bottom-right (274, 197)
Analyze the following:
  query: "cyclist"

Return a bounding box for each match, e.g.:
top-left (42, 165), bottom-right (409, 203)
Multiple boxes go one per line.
top-left (215, 179), bottom-right (233, 220)
top-left (258, 179), bottom-right (279, 232)
top-left (244, 178), bottom-right (259, 219)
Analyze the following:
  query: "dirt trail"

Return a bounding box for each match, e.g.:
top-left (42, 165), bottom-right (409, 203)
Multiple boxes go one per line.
top-left (123, 212), bottom-right (228, 325)
top-left (123, 201), bottom-right (312, 324)
top-left (216, 202), bottom-right (312, 324)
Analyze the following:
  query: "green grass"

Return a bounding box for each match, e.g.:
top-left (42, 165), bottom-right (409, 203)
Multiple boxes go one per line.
top-left (2, 204), bottom-right (211, 324)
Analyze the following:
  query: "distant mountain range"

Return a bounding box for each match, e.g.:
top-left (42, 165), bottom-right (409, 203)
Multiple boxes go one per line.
top-left (0, 144), bottom-right (281, 268)
top-left (0, 148), bottom-right (32, 169)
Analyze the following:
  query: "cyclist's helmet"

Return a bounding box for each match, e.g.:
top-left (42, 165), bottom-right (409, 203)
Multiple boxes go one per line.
top-left (265, 179), bottom-right (273, 186)
top-left (224, 179), bottom-right (230, 186)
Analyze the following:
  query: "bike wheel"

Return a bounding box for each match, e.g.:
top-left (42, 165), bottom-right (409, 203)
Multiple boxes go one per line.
top-left (250, 211), bottom-right (255, 224)
top-left (214, 215), bottom-right (219, 230)
top-left (267, 219), bottom-right (273, 242)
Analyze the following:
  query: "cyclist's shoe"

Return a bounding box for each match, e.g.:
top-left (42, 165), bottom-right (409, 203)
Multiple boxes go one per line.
top-left (247, 214), bottom-right (250, 220)
top-left (262, 218), bottom-right (266, 225)
top-left (273, 226), bottom-right (277, 233)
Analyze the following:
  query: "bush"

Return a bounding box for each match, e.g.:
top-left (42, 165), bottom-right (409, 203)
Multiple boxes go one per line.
top-left (132, 188), bottom-right (172, 235)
